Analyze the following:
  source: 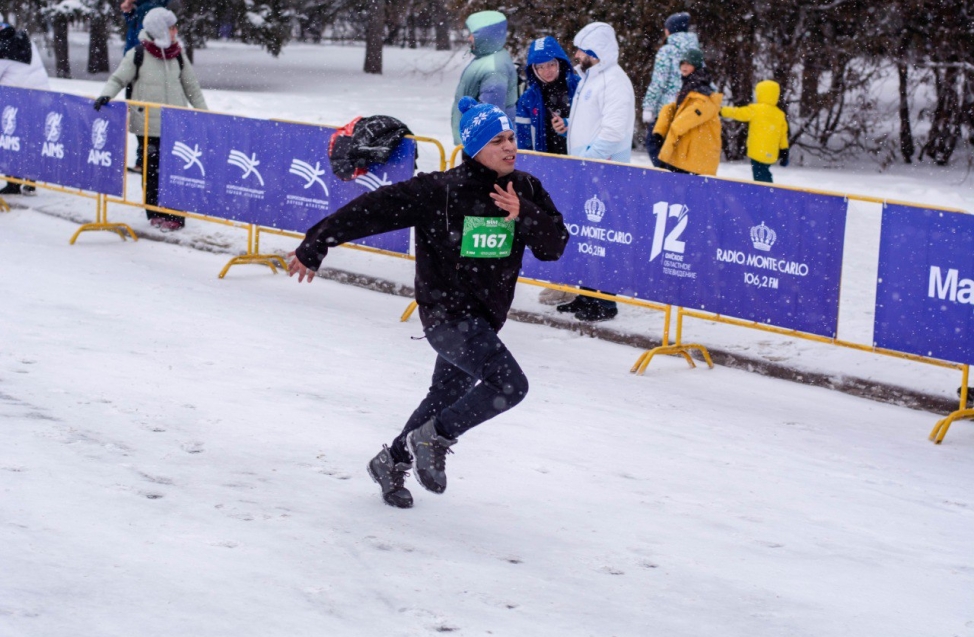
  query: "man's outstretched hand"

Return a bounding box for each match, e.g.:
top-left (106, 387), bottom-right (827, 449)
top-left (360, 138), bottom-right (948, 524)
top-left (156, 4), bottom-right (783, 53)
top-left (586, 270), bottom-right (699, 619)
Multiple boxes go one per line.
top-left (287, 251), bottom-right (316, 283)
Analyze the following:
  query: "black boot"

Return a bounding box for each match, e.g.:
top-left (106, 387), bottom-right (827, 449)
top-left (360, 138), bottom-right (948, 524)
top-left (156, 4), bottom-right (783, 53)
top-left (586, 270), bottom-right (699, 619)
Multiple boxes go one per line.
top-left (556, 295), bottom-right (590, 314)
top-left (407, 420), bottom-right (455, 494)
top-left (0, 182), bottom-right (22, 195)
top-left (367, 446), bottom-right (413, 508)
top-left (575, 303), bottom-right (618, 322)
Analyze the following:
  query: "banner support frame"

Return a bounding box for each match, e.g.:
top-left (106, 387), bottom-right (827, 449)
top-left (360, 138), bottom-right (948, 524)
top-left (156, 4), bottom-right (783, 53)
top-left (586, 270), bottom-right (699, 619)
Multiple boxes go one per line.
top-left (69, 193), bottom-right (137, 244)
top-left (929, 366), bottom-right (973, 444)
top-left (631, 306), bottom-right (714, 374)
top-left (218, 224), bottom-right (288, 279)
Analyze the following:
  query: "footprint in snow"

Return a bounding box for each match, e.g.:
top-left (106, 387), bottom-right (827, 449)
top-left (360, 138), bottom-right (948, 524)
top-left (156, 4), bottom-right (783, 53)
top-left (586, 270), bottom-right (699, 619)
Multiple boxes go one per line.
top-left (181, 441), bottom-right (204, 454)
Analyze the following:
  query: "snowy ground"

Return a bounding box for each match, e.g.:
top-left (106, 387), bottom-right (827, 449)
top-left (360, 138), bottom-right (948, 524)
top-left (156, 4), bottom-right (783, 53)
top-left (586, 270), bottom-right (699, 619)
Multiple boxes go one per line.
top-left (3, 207), bottom-right (974, 637)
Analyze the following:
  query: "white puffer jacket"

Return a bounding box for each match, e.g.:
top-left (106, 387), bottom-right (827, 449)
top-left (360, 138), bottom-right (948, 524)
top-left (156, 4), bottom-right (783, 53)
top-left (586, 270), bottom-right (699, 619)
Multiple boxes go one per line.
top-left (0, 41), bottom-right (50, 90)
top-left (566, 23), bottom-right (635, 162)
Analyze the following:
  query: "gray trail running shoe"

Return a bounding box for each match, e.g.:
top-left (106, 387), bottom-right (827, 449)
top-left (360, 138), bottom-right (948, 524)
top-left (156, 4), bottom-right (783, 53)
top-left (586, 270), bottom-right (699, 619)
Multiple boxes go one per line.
top-left (407, 420), bottom-right (456, 494)
top-left (367, 446), bottom-right (413, 509)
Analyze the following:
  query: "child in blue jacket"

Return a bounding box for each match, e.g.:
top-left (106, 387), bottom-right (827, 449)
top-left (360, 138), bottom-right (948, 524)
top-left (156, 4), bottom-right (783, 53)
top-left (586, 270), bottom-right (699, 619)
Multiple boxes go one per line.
top-left (515, 36), bottom-right (579, 154)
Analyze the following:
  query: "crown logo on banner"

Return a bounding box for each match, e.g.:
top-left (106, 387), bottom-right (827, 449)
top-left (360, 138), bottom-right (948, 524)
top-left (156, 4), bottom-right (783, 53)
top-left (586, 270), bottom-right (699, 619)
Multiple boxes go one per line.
top-left (750, 221), bottom-right (777, 251)
top-left (584, 194), bottom-right (606, 223)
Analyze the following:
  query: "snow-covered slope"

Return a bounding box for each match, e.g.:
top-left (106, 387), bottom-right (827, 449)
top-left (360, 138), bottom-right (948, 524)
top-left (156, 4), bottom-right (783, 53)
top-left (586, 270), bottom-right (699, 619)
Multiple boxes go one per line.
top-left (2, 207), bottom-right (972, 636)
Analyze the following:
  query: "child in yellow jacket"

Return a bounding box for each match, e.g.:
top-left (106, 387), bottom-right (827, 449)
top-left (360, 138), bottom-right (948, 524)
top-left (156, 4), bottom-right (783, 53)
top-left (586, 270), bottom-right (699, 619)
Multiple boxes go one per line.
top-left (720, 80), bottom-right (789, 183)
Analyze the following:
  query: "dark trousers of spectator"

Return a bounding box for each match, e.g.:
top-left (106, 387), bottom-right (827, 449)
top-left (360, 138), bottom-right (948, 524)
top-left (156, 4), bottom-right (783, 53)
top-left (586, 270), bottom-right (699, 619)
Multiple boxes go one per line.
top-left (389, 316), bottom-right (528, 464)
top-left (133, 135), bottom-right (144, 169)
top-left (751, 159), bottom-right (773, 183)
top-left (574, 289), bottom-right (617, 311)
top-left (144, 137), bottom-right (184, 226)
top-left (645, 125), bottom-right (664, 168)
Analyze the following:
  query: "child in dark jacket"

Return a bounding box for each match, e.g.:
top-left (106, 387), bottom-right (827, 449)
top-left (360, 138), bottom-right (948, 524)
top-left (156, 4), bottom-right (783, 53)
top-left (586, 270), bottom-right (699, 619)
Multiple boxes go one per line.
top-left (515, 36), bottom-right (579, 155)
top-left (720, 79), bottom-right (790, 183)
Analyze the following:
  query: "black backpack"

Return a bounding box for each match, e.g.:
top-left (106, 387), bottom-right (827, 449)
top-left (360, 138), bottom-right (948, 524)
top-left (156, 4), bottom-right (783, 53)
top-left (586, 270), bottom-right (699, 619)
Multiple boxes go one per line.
top-left (328, 115), bottom-right (414, 181)
top-left (125, 44), bottom-right (184, 99)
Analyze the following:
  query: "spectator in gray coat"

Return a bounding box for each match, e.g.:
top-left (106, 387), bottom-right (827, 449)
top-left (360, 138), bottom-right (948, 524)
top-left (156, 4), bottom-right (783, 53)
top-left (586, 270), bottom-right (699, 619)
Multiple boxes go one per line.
top-left (95, 8), bottom-right (207, 231)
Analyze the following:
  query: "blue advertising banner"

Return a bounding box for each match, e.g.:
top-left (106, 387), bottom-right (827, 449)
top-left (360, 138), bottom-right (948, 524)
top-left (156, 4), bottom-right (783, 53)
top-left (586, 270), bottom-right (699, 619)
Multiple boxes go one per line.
top-left (517, 153), bottom-right (847, 337)
top-left (0, 86), bottom-right (126, 196)
top-left (874, 205), bottom-right (974, 364)
top-left (158, 109), bottom-right (414, 254)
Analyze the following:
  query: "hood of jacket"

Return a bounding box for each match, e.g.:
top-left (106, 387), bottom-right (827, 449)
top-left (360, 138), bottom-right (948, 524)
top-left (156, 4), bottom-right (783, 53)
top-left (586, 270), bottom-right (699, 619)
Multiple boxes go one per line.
top-left (573, 22), bottom-right (619, 68)
top-left (467, 11), bottom-right (507, 58)
top-left (0, 25), bottom-right (31, 64)
top-left (755, 80), bottom-right (780, 106)
top-left (665, 30), bottom-right (699, 52)
top-left (141, 7), bottom-right (177, 49)
top-left (525, 36), bottom-right (578, 90)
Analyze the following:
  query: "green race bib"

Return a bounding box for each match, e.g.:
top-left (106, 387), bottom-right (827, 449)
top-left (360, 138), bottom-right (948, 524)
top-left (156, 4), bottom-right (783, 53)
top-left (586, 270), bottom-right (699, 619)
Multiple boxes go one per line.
top-left (460, 217), bottom-right (514, 258)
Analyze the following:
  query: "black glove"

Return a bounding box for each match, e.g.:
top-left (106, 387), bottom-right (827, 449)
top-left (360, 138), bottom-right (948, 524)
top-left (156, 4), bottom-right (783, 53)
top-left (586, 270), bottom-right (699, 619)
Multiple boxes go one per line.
top-left (652, 133), bottom-right (665, 148)
top-left (93, 96), bottom-right (110, 111)
top-left (779, 148), bottom-right (790, 167)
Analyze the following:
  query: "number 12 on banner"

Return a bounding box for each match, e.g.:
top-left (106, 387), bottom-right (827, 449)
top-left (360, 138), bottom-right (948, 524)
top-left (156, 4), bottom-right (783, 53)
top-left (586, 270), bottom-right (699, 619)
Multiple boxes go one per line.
top-left (650, 201), bottom-right (688, 262)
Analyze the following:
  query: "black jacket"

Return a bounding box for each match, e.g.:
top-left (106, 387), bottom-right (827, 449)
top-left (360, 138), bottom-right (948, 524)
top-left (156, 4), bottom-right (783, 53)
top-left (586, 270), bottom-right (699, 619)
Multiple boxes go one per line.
top-left (296, 158), bottom-right (569, 331)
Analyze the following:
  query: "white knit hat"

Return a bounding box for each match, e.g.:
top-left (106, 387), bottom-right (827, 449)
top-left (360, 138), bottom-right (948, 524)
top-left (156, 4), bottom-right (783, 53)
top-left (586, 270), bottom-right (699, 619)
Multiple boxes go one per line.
top-left (142, 8), bottom-right (178, 49)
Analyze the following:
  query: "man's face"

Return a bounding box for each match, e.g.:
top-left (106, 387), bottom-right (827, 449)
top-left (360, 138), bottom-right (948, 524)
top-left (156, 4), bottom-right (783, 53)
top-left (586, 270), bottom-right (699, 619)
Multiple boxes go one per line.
top-left (680, 61), bottom-right (695, 76)
top-left (573, 49), bottom-right (598, 71)
top-left (475, 130), bottom-right (517, 176)
top-left (532, 59), bottom-right (560, 84)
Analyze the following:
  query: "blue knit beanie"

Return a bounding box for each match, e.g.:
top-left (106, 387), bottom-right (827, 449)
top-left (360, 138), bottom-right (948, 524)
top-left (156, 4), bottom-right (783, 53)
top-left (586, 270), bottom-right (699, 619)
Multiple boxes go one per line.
top-left (457, 96), bottom-right (512, 158)
top-left (665, 12), bottom-right (690, 34)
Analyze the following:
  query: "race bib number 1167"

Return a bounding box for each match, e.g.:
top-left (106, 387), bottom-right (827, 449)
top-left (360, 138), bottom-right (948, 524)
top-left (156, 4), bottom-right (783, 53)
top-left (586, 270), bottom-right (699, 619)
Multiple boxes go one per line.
top-left (460, 217), bottom-right (514, 258)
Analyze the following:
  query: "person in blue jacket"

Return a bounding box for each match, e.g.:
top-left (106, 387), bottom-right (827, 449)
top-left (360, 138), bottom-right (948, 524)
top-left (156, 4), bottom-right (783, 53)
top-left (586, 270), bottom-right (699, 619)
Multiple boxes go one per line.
top-left (121, 0), bottom-right (173, 53)
top-left (515, 36), bottom-right (579, 155)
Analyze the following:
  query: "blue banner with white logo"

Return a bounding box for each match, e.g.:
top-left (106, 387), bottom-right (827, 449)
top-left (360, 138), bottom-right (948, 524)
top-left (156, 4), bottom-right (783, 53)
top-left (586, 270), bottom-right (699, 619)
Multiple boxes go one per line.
top-left (517, 153), bottom-right (847, 337)
top-left (0, 86), bottom-right (126, 196)
top-left (874, 205), bottom-right (974, 364)
top-left (158, 109), bottom-right (414, 254)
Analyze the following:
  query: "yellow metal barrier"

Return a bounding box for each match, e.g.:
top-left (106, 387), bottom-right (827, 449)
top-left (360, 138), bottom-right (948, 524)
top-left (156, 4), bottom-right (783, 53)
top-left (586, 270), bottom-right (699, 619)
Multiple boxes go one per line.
top-left (449, 144), bottom-right (463, 168)
top-left (70, 193), bottom-right (137, 244)
top-left (0, 197), bottom-right (9, 212)
top-left (930, 373), bottom-right (972, 444)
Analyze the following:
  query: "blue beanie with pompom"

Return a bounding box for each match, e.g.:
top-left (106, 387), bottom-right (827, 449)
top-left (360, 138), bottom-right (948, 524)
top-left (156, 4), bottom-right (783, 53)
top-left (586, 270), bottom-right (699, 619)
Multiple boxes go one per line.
top-left (457, 96), bottom-right (512, 158)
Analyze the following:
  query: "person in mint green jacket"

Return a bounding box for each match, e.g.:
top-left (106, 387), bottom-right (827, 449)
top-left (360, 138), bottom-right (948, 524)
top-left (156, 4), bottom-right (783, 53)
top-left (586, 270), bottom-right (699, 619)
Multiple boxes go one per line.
top-left (641, 12), bottom-right (700, 167)
top-left (450, 10), bottom-right (518, 146)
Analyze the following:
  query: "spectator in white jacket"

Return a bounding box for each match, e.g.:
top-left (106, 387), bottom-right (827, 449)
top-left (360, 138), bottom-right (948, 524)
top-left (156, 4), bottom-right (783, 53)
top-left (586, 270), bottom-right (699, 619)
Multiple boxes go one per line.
top-left (0, 22), bottom-right (50, 195)
top-left (551, 22), bottom-right (634, 322)
top-left (553, 22), bottom-right (635, 163)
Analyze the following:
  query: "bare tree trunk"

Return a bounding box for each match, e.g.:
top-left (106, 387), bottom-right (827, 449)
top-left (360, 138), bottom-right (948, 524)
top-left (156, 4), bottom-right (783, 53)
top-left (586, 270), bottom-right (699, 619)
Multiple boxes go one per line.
top-left (364, 0), bottom-right (385, 74)
top-left (724, 16), bottom-right (755, 161)
top-left (922, 65), bottom-right (961, 165)
top-left (52, 15), bottom-right (71, 79)
top-left (407, 13), bottom-right (417, 49)
top-left (799, 57), bottom-right (821, 119)
top-left (433, 0), bottom-right (450, 51)
top-left (87, 14), bottom-right (110, 74)
top-left (896, 62), bottom-right (914, 163)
